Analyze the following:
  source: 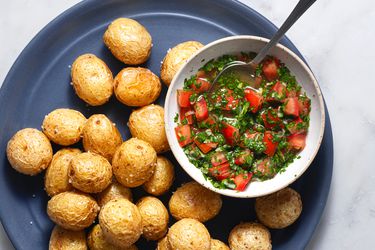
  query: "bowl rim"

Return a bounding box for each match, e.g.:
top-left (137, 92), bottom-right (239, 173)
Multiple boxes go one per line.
top-left (164, 35), bottom-right (325, 198)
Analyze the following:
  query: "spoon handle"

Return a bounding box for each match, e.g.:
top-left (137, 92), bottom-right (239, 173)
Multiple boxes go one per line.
top-left (251, 0), bottom-right (317, 65)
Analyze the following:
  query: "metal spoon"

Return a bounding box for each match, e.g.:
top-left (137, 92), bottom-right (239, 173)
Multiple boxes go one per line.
top-left (210, 0), bottom-right (317, 90)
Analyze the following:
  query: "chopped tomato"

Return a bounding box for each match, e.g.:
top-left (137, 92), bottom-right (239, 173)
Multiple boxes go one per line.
top-left (192, 78), bottom-right (211, 93)
top-left (234, 149), bottom-right (252, 165)
top-left (194, 138), bottom-right (217, 154)
top-left (261, 109), bottom-right (283, 129)
top-left (262, 57), bottom-right (279, 81)
top-left (200, 115), bottom-right (217, 128)
top-left (263, 131), bottom-right (278, 156)
top-left (233, 173), bottom-right (253, 191)
top-left (180, 107), bottom-right (194, 125)
top-left (209, 162), bottom-right (231, 181)
top-left (244, 88), bottom-right (263, 113)
top-left (211, 152), bottom-right (228, 167)
top-left (287, 116), bottom-right (306, 134)
top-left (177, 90), bottom-right (193, 108)
top-left (284, 97), bottom-right (300, 117)
top-left (267, 81), bottom-right (286, 102)
top-left (240, 131), bottom-right (260, 148)
top-left (288, 133), bottom-right (306, 151)
top-left (298, 98), bottom-right (311, 116)
top-left (194, 97), bottom-right (209, 121)
top-left (216, 89), bottom-right (239, 110)
top-left (254, 158), bottom-right (274, 177)
top-left (221, 123), bottom-right (240, 146)
top-left (286, 88), bottom-right (301, 98)
top-left (175, 125), bottom-right (193, 147)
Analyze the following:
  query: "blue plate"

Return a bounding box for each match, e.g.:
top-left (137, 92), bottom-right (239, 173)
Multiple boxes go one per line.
top-left (0, 0), bottom-right (333, 249)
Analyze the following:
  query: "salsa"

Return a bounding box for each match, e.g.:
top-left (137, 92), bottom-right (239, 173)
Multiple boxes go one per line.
top-left (174, 52), bottom-right (311, 191)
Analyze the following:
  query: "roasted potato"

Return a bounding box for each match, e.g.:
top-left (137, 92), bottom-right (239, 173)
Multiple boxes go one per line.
top-left (143, 156), bottom-right (174, 196)
top-left (71, 54), bottom-right (113, 106)
top-left (167, 218), bottom-right (211, 250)
top-left (169, 181), bottom-right (222, 222)
top-left (47, 191), bottom-right (99, 231)
top-left (82, 114), bottom-right (122, 161)
top-left (69, 152), bottom-right (112, 193)
top-left (128, 104), bottom-right (169, 153)
top-left (114, 67), bottom-right (161, 107)
top-left (7, 128), bottom-right (52, 175)
top-left (160, 41), bottom-right (204, 86)
top-left (96, 180), bottom-right (132, 207)
top-left (210, 239), bottom-right (230, 250)
top-left (228, 222), bottom-right (272, 250)
top-left (42, 108), bottom-right (86, 146)
top-left (49, 225), bottom-right (87, 250)
top-left (99, 198), bottom-right (142, 248)
top-left (45, 148), bottom-right (81, 196)
top-left (157, 236), bottom-right (171, 250)
top-left (87, 224), bottom-right (138, 250)
top-left (255, 187), bottom-right (302, 229)
top-left (112, 138), bottom-right (157, 187)
top-left (103, 18), bottom-right (152, 65)
top-left (136, 196), bottom-right (169, 241)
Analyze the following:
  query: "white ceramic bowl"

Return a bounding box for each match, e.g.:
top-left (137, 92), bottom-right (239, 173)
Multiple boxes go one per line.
top-left (164, 35), bottom-right (325, 198)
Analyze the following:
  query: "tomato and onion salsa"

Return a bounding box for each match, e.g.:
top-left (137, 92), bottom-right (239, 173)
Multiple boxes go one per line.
top-left (174, 53), bottom-right (311, 191)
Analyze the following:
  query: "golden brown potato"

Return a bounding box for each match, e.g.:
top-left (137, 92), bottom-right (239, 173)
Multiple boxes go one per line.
top-left (49, 225), bottom-right (87, 250)
top-left (82, 114), bottom-right (122, 161)
top-left (112, 138), bottom-right (157, 187)
top-left (156, 236), bottom-right (171, 250)
top-left (69, 152), bottom-right (112, 193)
top-left (210, 239), bottom-right (230, 250)
top-left (160, 41), bottom-right (204, 86)
top-left (47, 191), bottom-right (99, 231)
top-left (128, 104), bottom-right (169, 153)
top-left (45, 148), bottom-right (81, 196)
top-left (136, 196), bottom-right (169, 241)
top-left (143, 156), bottom-right (174, 196)
top-left (99, 199), bottom-right (142, 249)
top-left (87, 224), bottom-right (138, 250)
top-left (96, 180), bottom-right (132, 207)
top-left (103, 18), bottom-right (152, 65)
top-left (169, 181), bottom-right (222, 222)
top-left (228, 222), bottom-right (271, 250)
top-left (71, 54), bottom-right (113, 106)
top-left (42, 108), bottom-right (86, 146)
top-left (6, 128), bottom-right (52, 175)
top-left (114, 67), bottom-right (161, 107)
top-left (167, 218), bottom-right (211, 250)
top-left (255, 187), bottom-right (302, 229)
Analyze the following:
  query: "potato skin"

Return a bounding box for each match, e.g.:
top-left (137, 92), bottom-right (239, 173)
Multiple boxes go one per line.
top-left (157, 236), bottom-right (171, 250)
top-left (112, 138), bottom-right (157, 187)
top-left (167, 218), bottom-right (211, 250)
top-left (45, 148), bottom-right (81, 196)
top-left (49, 225), bottom-right (87, 250)
top-left (211, 239), bottom-right (230, 250)
top-left (82, 114), bottom-right (122, 161)
top-left (71, 54), bottom-right (113, 106)
top-left (69, 152), bottom-right (112, 193)
top-left (161, 41), bottom-right (204, 86)
top-left (255, 187), bottom-right (302, 229)
top-left (169, 181), bottom-right (222, 222)
top-left (87, 224), bottom-right (138, 250)
top-left (114, 67), bottom-right (161, 107)
top-left (96, 180), bottom-right (132, 207)
top-left (228, 222), bottom-right (271, 250)
top-left (103, 18), bottom-right (152, 65)
top-left (47, 191), bottom-right (99, 231)
top-left (99, 199), bottom-right (142, 248)
top-left (42, 108), bottom-right (86, 146)
top-left (7, 128), bottom-right (52, 175)
top-left (143, 156), bottom-right (174, 196)
top-left (136, 196), bottom-right (169, 241)
top-left (128, 104), bottom-right (169, 153)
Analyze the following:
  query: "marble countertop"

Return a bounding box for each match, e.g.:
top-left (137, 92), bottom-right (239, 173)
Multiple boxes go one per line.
top-left (1, 0), bottom-right (374, 249)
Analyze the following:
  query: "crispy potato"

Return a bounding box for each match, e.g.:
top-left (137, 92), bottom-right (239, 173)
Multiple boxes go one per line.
top-left (211, 239), bottom-right (230, 250)
top-left (6, 128), bottom-right (52, 175)
top-left (96, 180), bottom-right (132, 207)
top-left (47, 191), bottom-right (99, 231)
top-left (169, 181), bottom-right (222, 222)
top-left (128, 104), bottom-right (169, 153)
top-left (71, 54), bottom-right (113, 106)
top-left (82, 114), bottom-right (122, 161)
top-left (112, 138), bottom-right (157, 187)
top-left (143, 156), bottom-right (174, 196)
top-left (49, 225), bottom-right (87, 250)
top-left (45, 148), bottom-right (81, 196)
top-left (160, 41), bottom-right (204, 86)
top-left (87, 224), bottom-right (138, 250)
top-left (228, 222), bottom-right (271, 250)
top-left (136, 196), bottom-right (169, 241)
top-left (255, 187), bottom-right (302, 229)
top-left (103, 18), bottom-right (152, 65)
top-left (114, 67), bottom-right (161, 107)
top-left (167, 218), bottom-right (211, 250)
top-left (99, 199), bottom-right (142, 248)
top-left (69, 152), bottom-right (112, 193)
top-left (42, 108), bottom-right (86, 146)
top-left (157, 236), bottom-right (171, 250)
